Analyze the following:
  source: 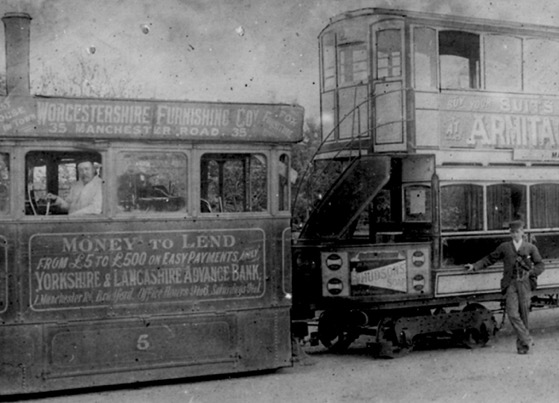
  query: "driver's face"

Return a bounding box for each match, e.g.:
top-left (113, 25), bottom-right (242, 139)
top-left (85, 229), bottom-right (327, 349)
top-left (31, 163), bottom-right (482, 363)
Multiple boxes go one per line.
top-left (78, 162), bottom-right (95, 184)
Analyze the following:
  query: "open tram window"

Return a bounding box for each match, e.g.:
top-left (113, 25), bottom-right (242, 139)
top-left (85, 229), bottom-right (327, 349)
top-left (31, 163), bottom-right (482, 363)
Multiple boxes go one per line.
top-left (439, 31), bottom-right (480, 89)
top-left (200, 153), bottom-right (267, 213)
top-left (441, 184), bottom-right (483, 232)
top-left (25, 151), bottom-right (102, 216)
top-left (116, 151), bottom-right (187, 213)
top-left (0, 153), bottom-right (9, 215)
top-left (487, 183), bottom-right (526, 230)
top-left (530, 184), bottom-right (559, 229)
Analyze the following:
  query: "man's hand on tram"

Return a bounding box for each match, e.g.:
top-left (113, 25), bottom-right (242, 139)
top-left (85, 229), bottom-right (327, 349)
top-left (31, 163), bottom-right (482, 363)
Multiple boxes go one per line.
top-left (46, 193), bottom-right (60, 204)
top-left (464, 264), bottom-right (475, 272)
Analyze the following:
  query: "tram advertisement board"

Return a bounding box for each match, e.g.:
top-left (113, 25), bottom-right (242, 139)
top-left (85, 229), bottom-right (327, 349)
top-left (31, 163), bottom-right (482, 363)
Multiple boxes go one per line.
top-left (439, 93), bottom-right (559, 155)
top-left (28, 229), bottom-right (265, 311)
top-left (0, 95), bottom-right (304, 143)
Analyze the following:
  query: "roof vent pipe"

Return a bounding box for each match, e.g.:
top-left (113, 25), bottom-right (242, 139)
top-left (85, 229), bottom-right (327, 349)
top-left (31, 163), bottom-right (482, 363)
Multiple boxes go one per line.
top-left (2, 12), bottom-right (31, 96)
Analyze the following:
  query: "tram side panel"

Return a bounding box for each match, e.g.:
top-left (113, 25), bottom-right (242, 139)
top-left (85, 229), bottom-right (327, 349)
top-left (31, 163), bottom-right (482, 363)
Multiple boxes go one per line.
top-left (0, 218), bottom-right (291, 394)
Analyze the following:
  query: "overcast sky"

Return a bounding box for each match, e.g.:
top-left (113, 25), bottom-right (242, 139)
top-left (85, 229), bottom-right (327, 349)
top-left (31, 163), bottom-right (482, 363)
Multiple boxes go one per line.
top-left (1, 0), bottom-right (558, 121)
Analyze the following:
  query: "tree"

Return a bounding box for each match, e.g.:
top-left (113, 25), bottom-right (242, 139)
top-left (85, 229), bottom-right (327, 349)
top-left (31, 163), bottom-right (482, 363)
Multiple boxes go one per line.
top-left (35, 54), bottom-right (141, 98)
top-left (291, 119), bottom-right (344, 227)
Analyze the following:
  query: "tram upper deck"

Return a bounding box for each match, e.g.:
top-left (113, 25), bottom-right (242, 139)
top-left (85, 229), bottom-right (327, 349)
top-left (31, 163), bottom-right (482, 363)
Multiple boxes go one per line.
top-left (318, 7), bottom-right (559, 167)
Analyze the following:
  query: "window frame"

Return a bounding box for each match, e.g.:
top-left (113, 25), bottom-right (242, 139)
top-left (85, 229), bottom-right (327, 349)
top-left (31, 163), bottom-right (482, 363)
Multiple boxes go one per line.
top-left (23, 148), bottom-right (106, 219)
top-left (114, 149), bottom-right (189, 217)
top-left (198, 150), bottom-right (270, 216)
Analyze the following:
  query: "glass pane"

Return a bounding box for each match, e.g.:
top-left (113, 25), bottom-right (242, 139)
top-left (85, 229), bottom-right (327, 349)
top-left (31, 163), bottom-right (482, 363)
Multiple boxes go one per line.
top-left (524, 39), bottom-right (559, 94)
top-left (278, 154), bottom-right (290, 212)
top-left (530, 184), bottom-right (559, 228)
top-left (439, 31), bottom-right (480, 89)
top-left (0, 153), bottom-right (9, 215)
top-left (201, 154), bottom-right (267, 213)
top-left (339, 85), bottom-right (369, 139)
top-left (487, 183), bottom-right (526, 230)
top-left (117, 152), bottom-right (187, 213)
top-left (322, 33), bottom-right (336, 90)
top-left (441, 184), bottom-right (483, 231)
top-left (321, 91), bottom-right (336, 141)
top-left (338, 43), bottom-right (368, 86)
top-left (404, 185), bottom-right (431, 222)
top-left (374, 82), bottom-right (403, 145)
top-left (377, 29), bottom-right (402, 78)
top-left (485, 35), bottom-right (521, 92)
top-left (532, 233), bottom-right (559, 259)
top-left (414, 27), bottom-right (437, 89)
top-left (443, 235), bottom-right (509, 266)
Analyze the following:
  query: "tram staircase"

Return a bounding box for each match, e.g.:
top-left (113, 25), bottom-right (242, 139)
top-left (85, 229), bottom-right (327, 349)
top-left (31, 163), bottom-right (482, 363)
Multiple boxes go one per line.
top-left (292, 85), bottom-right (410, 229)
top-left (293, 95), bottom-right (370, 226)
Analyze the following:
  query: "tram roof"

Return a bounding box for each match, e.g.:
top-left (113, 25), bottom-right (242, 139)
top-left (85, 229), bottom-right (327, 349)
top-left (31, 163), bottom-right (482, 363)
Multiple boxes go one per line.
top-left (322, 7), bottom-right (559, 38)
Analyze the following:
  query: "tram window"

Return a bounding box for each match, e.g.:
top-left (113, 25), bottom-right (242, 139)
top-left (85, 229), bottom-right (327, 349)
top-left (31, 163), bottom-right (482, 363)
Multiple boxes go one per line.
top-left (338, 43), bottom-right (368, 86)
top-left (376, 29), bottom-right (402, 78)
top-left (531, 233), bottom-right (559, 259)
top-left (413, 27), bottom-right (437, 89)
top-left (0, 153), bottom-right (9, 215)
top-left (524, 39), bottom-right (559, 94)
top-left (338, 86), bottom-right (368, 139)
top-left (530, 184), bottom-right (559, 228)
top-left (404, 185), bottom-right (431, 222)
top-left (487, 183), bottom-right (526, 230)
top-left (25, 151), bottom-right (102, 216)
top-left (116, 151), bottom-right (187, 214)
top-left (321, 91), bottom-right (336, 140)
top-left (200, 153), bottom-right (267, 213)
top-left (322, 32), bottom-right (336, 91)
top-left (484, 35), bottom-right (521, 92)
top-left (443, 236), bottom-right (508, 266)
top-left (278, 154), bottom-right (290, 212)
top-left (439, 31), bottom-right (480, 89)
top-left (441, 184), bottom-right (483, 232)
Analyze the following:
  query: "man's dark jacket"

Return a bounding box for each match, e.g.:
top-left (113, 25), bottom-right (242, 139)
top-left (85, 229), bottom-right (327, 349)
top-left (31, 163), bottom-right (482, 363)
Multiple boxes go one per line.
top-left (472, 240), bottom-right (545, 293)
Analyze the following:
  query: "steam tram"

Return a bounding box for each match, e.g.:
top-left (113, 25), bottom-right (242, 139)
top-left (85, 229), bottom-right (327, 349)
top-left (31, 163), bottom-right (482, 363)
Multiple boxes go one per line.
top-left (0, 13), bottom-right (303, 395)
top-left (292, 8), bottom-right (559, 355)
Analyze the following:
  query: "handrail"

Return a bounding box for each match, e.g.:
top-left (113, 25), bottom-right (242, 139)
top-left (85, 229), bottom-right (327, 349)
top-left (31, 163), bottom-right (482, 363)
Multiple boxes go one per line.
top-left (291, 95), bottom-right (369, 217)
top-left (292, 86), bottom-right (412, 220)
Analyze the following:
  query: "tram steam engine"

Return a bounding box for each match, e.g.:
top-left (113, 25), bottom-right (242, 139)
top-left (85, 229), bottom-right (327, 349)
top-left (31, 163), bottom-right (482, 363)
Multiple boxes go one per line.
top-left (292, 8), bottom-right (559, 357)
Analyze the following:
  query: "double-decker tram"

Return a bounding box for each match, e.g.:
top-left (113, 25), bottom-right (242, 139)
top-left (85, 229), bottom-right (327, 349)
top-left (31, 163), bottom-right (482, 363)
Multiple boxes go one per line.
top-left (0, 13), bottom-right (303, 395)
top-left (292, 8), bottom-right (559, 356)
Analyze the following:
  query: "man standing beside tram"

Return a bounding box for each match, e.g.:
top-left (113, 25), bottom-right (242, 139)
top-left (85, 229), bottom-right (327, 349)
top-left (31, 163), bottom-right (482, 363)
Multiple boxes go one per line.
top-left (465, 220), bottom-right (544, 355)
top-left (47, 158), bottom-right (102, 215)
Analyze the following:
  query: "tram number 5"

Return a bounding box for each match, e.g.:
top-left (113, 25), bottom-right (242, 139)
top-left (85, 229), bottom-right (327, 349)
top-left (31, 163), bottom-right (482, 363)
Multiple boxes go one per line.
top-left (136, 334), bottom-right (151, 350)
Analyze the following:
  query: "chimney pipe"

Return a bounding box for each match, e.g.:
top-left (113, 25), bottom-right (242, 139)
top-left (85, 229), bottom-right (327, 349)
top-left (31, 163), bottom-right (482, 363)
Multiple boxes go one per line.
top-left (2, 12), bottom-right (31, 96)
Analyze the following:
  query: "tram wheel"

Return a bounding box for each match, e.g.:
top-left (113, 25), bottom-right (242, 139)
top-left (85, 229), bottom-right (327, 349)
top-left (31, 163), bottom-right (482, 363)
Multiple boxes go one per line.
top-left (374, 317), bottom-right (411, 358)
top-left (317, 310), bottom-right (357, 352)
top-left (461, 303), bottom-right (494, 348)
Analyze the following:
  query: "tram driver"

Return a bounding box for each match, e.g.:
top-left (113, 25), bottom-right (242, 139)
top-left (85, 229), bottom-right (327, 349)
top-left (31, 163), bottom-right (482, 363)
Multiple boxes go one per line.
top-left (47, 158), bottom-right (103, 215)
